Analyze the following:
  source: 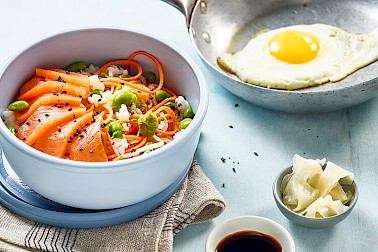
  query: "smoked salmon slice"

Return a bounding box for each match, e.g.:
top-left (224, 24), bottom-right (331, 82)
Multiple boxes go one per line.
top-left (68, 115), bottom-right (108, 162)
top-left (19, 76), bottom-right (46, 96)
top-left (15, 93), bottom-right (83, 123)
top-left (17, 105), bottom-right (87, 146)
top-left (33, 111), bottom-right (94, 158)
top-left (19, 81), bottom-right (90, 101)
top-left (36, 68), bottom-right (90, 87)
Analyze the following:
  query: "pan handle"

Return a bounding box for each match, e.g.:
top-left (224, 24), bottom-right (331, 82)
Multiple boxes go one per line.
top-left (161, 0), bottom-right (197, 27)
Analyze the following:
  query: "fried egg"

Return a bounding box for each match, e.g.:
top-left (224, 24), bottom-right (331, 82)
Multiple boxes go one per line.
top-left (217, 24), bottom-right (378, 90)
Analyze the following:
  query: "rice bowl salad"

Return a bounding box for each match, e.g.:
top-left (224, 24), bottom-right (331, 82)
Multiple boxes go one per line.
top-left (2, 51), bottom-right (195, 162)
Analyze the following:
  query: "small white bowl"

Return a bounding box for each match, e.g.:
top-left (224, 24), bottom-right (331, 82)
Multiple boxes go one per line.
top-left (273, 167), bottom-right (359, 228)
top-left (206, 215), bottom-right (295, 252)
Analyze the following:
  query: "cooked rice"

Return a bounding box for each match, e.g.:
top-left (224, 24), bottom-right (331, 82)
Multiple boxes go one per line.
top-left (89, 75), bottom-right (105, 91)
top-left (111, 137), bottom-right (128, 156)
top-left (116, 104), bottom-right (130, 121)
top-left (107, 66), bottom-right (128, 77)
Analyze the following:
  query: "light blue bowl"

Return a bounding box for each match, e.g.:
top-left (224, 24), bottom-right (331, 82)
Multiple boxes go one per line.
top-left (0, 28), bottom-right (208, 210)
top-left (273, 167), bottom-right (358, 229)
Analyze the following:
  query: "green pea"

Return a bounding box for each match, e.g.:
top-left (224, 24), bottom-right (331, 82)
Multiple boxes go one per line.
top-left (111, 91), bottom-right (135, 109)
top-left (183, 107), bottom-right (194, 119)
top-left (8, 126), bottom-right (17, 135)
top-left (178, 118), bottom-right (192, 130)
top-left (8, 100), bottom-right (29, 112)
top-left (155, 90), bottom-right (171, 103)
top-left (118, 74), bottom-right (129, 78)
top-left (99, 71), bottom-right (107, 78)
top-left (66, 62), bottom-right (86, 72)
top-left (145, 72), bottom-right (156, 84)
top-left (92, 89), bottom-right (104, 97)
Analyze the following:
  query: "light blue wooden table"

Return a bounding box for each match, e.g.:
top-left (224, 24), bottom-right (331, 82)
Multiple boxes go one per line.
top-left (1, 1), bottom-right (377, 251)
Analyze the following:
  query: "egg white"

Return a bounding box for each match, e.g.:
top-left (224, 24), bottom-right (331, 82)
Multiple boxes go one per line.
top-left (218, 24), bottom-right (378, 90)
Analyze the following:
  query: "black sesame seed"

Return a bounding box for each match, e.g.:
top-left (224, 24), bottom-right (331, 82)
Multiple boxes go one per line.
top-left (232, 168), bottom-right (236, 173)
top-left (254, 152), bottom-right (259, 157)
top-left (89, 150), bottom-right (93, 154)
top-left (38, 119), bottom-right (41, 122)
top-left (61, 90), bottom-right (67, 94)
top-left (45, 114), bottom-right (50, 117)
top-left (22, 138), bottom-right (26, 141)
top-left (25, 122), bottom-right (30, 125)
top-left (79, 148), bottom-right (83, 151)
top-left (57, 76), bottom-right (66, 82)
top-left (65, 103), bottom-right (69, 106)
top-left (234, 104), bottom-right (239, 107)
top-left (229, 125), bottom-right (233, 128)
top-left (221, 157), bottom-right (226, 163)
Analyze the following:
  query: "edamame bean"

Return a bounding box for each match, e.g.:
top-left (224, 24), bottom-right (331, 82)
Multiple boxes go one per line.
top-left (66, 62), bottom-right (86, 72)
top-left (112, 130), bottom-right (124, 139)
top-left (111, 91), bottom-right (135, 109)
top-left (155, 90), bottom-right (171, 103)
top-left (164, 101), bottom-right (177, 108)
top-left (118, 74), bottom-right (129, 78)
top-left (99, 71), bottom-right (107, 78)
top-left (108, 121), bottom-right (122, 133)
top-left (145, 72), bottom-right (156, 84)
top-left (8, 100), bottom-right (29, 112)
top-left (92, 89), bottom-right (104, 97)
top-left (183, 107), bottom-right (194, 119)
top-left (107, 122), bottom-right (123, 139)
top-left (8, 126), bottom-right (17, 135)
top-left (138, 111), bottom-right (159, 137)
top-left (178, 118), bottom-right (192, 130)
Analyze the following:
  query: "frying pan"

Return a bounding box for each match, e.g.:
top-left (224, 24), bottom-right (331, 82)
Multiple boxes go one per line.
top-left (162, 0), bottom-right (378, 113)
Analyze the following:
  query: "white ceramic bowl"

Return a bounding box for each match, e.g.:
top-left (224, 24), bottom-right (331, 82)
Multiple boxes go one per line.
top-left (0, 28), bottom-right (208, 209)
top-left (206, 216), bottom-right (295, 252)
top-left (273, 167), bottom-right (359, 228)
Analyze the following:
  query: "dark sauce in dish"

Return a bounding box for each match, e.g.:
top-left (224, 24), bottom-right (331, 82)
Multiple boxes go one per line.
top-left (215, 230), bottom-right (283, 252)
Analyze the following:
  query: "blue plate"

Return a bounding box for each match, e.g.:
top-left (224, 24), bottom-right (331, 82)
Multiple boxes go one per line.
top-left (0, 149), bottom-right (189, 228)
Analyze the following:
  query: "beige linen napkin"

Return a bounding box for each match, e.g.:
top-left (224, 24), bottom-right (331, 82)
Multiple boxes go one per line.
top-left (0, 160), bottom-right (225, 252)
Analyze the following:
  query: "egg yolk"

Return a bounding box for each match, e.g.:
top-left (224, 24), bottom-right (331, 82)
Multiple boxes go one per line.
top-left (268, 31), bottom-right (321, 64)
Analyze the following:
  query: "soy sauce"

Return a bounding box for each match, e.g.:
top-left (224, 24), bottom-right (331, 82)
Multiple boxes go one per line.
top-left (215, 230), bottom-right (283, 252)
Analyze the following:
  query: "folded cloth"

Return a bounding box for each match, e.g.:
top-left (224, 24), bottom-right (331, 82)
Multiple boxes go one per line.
top-left (0, 160), bottom-right (226, 252)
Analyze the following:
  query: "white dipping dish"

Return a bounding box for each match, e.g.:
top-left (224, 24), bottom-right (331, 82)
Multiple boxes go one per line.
top-left (206, 215), bottom-right (295, 252)
top-left (0, 28), bottom-right (208, 210)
